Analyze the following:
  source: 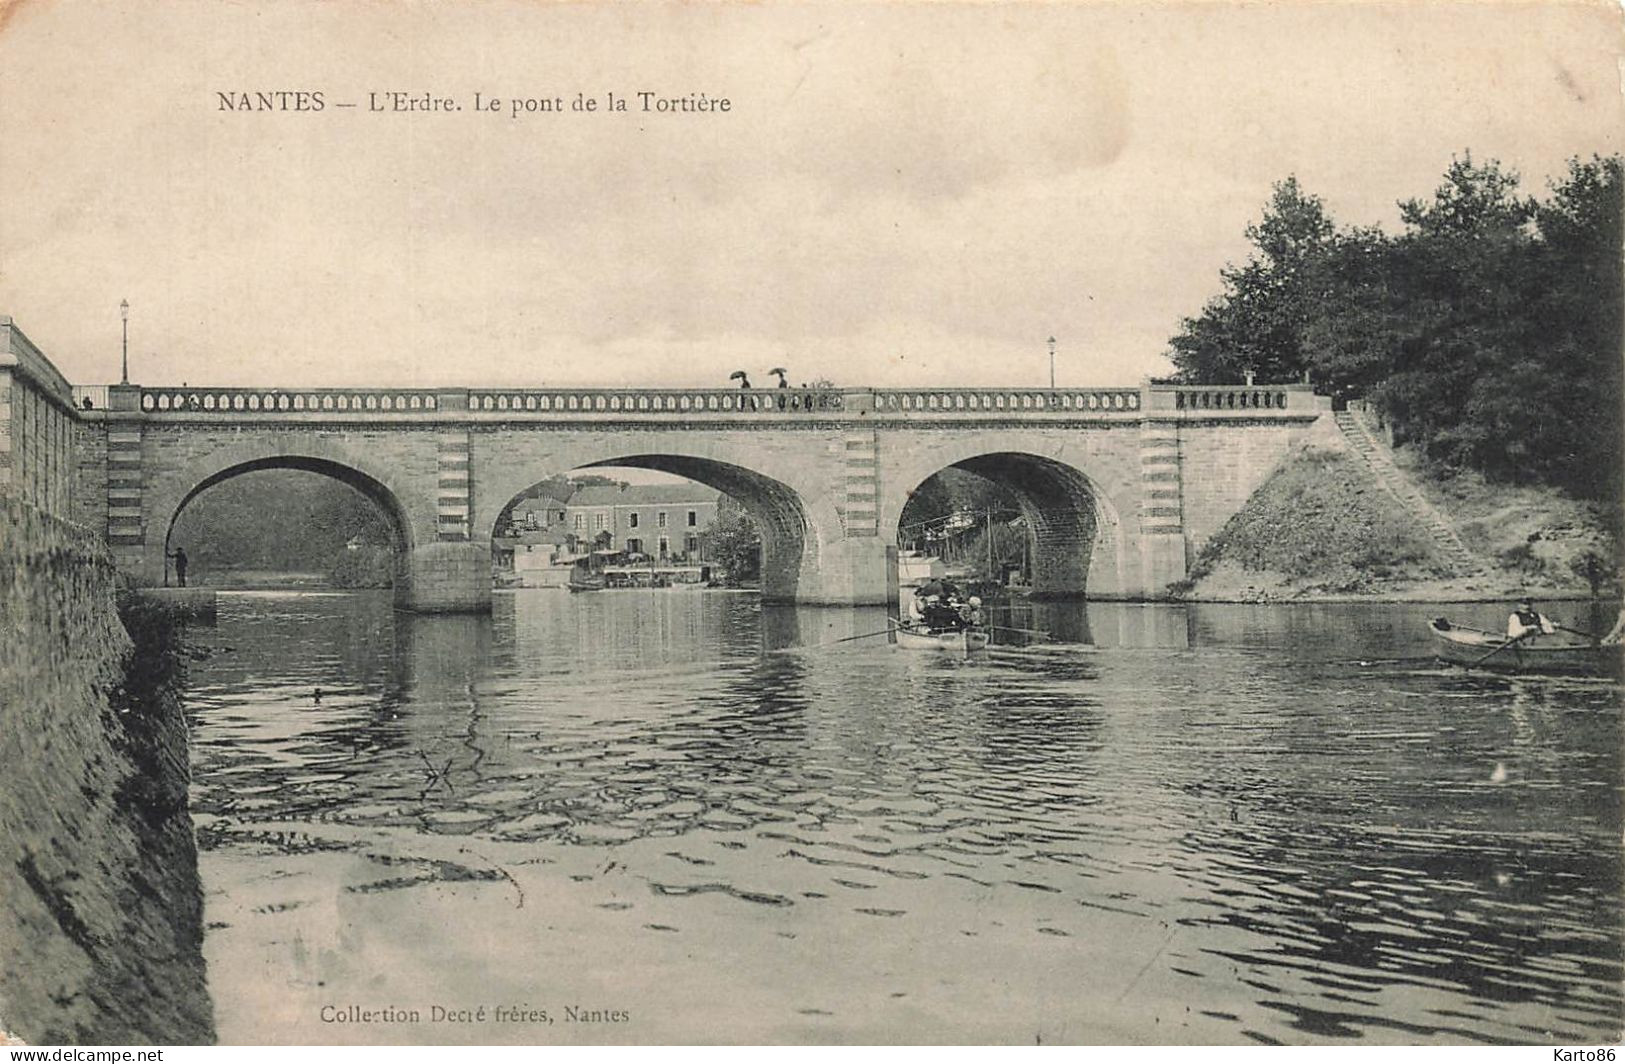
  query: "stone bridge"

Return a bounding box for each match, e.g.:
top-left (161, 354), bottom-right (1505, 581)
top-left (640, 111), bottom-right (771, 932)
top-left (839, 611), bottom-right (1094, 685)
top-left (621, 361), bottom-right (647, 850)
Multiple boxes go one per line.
top-left (3, 317), bottom-right (1336, 611)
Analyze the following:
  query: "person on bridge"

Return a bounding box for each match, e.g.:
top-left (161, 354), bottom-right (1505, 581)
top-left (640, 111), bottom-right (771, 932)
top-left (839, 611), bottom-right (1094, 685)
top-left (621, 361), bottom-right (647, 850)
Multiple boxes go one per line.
top-left (1506, 598), bottom-right (1555, 640)
top-left (169, 546), bottom-right (189, 588)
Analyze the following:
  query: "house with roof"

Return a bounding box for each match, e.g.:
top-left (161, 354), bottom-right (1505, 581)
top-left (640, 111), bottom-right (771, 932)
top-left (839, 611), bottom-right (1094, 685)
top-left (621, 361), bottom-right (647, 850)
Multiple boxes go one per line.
top-left (564, 482), bottom-right (721, 559)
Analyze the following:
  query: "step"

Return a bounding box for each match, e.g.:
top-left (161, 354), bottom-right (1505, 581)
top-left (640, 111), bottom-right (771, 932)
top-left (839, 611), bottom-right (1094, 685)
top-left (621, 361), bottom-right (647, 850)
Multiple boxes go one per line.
top-left (1334, 409), bottom-right (1488, 576)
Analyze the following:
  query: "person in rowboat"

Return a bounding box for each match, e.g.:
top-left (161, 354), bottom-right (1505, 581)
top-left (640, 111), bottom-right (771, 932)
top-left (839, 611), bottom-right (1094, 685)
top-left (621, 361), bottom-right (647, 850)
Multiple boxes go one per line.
top-left (1603, 608), bottom-right (1625, 646)
top-left (1506, 598), bottom-right (1556, 640)
top-left (909, 580), bottom-right (967, 631)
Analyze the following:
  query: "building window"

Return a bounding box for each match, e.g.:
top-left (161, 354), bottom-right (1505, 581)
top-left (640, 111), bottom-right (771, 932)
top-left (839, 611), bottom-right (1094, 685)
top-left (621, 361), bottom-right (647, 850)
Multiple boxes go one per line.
top-left (687, 510), bottom-right (697, 527)
top-left (629, 512), bottom-right (639, 529)
top-left (573, 513), bottom-right (584, 531)
top-left (594, 512), bottom-right (607, 531)
top-left (657, 511), bottom-right (668, 528)
top-left (658, 536), bottom-right (670, 555)
top-left (685, 535), bottom-right (699, 554)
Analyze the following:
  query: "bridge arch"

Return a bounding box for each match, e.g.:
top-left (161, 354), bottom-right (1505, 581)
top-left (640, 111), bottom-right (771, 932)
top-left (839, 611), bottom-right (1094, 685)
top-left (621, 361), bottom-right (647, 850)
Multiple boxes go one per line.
top-left (140, 435), bottom-right (428, 603)
top-left (885, 450), bottom-right (1127, 598)
top-left (480, 450), bottom-right (832, 603)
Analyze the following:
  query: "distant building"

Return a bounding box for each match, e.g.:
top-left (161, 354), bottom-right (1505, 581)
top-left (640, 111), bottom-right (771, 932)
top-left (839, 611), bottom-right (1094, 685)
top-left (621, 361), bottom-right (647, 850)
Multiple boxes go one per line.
top-left (504, 528), bottom-right (575, 585)
top-left (564, 482), bottom-right (721, 558)
top-left (504, 491), bottom-right (570, 534)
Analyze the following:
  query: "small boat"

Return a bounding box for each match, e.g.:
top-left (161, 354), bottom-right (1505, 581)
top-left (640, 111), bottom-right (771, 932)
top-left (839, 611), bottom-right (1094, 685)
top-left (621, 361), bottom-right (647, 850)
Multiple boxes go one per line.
top-left (895, 623), bottom-right (990, 654)
top-left (1428, 618), bottom-right (1620, 675)
top-left (567, 561), bottom-right (606, 592)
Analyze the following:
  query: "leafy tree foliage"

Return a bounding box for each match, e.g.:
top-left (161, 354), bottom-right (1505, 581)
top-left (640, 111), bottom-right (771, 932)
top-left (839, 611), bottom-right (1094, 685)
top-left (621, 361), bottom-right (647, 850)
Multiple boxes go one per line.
top-left (169, 469), bottom-right (394, 571)
top-left (700, 505), bottom-right (762, 585)
top-left (1171, 152), bottom-right (1623, 499)
top-left (1169, 176), bottom-right (1334, 384)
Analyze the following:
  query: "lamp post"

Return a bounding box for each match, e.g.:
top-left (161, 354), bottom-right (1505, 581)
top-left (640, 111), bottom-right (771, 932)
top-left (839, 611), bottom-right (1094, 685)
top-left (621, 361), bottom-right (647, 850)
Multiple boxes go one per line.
top-left (1047, 335), bottom-right (1056, 389)
top-left (119, 299), bottom-right (129, 384)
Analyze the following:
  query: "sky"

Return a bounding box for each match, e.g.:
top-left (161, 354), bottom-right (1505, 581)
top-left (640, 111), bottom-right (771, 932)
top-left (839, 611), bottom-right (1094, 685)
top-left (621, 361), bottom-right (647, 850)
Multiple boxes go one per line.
top-left (0, 0), bottom-right (1621, 391)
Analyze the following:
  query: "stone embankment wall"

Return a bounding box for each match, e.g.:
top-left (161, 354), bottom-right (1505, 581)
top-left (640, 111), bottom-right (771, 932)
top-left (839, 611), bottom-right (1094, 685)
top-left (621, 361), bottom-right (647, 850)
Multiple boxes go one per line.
top-left (0, 496), bottom-right (213, 1044)
top-left (0, 317), bottom-right (81, 522)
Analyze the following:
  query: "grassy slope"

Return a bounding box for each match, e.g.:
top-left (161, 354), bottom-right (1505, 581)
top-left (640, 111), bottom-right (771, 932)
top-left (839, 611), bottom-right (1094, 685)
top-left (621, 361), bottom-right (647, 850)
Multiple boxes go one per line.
top-left (1177, 444), bottom-right (1621, 602)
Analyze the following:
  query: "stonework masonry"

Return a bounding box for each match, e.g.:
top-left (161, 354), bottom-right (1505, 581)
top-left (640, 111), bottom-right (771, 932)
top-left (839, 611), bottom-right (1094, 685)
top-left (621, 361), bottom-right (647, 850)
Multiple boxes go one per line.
top-left (1, 319), bottom-right (79, 522)
top-left (0, 495), bottom-right (213, 1043)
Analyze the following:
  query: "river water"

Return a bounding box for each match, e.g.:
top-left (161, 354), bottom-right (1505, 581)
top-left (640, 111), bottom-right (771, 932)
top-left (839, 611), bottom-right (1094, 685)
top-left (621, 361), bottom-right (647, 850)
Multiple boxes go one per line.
top-left (182, 590), bottom-right (1622, 1045)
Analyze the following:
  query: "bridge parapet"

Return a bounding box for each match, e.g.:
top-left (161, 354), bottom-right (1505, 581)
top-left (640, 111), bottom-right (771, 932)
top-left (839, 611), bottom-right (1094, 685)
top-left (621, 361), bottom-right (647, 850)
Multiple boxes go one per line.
top-left (468, 387), bottom-right (846, 415)
top-left (121, 381), bottom-right (1330, 425)
top-left (141, 387), bottom-right (443, 414)
top-left (873, 388), bottom-right (1143, 415)
top-left (1144, 383), bottom-right (1321, 414)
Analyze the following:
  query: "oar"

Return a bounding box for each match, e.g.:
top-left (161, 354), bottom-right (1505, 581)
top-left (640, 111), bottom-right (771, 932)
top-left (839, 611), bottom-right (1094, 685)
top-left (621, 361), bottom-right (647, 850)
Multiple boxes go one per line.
top-left (1555, 623), bottom-right (1599, 643)
top-left (1468, 631), bottom-right (1533, 668)
top-left (986, 623), bottom-right (1052, 637)
top-left (782, 622), bottom-right (901, 652)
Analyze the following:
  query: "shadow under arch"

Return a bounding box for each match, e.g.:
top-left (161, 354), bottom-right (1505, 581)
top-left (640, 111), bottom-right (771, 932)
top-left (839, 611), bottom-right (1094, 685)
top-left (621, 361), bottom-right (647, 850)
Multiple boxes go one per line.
top-left (162, 455), bottom-right (416, 598)
top-left (893, 451), bottom-right (1124, 599)
top-left (492, 454), bottom-right (814, 603)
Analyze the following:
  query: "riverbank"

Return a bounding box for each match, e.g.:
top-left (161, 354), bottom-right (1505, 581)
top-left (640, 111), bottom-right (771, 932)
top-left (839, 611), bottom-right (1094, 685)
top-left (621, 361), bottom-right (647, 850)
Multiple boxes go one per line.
top-left (1172, 444), bottom-right (1620, 605)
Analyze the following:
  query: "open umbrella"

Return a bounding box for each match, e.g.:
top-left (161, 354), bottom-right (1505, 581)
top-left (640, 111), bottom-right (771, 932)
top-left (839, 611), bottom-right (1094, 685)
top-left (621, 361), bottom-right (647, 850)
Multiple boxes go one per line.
top-left (768, 367), bottom-right (789, 388)
top-left (729, 370), bottom-right (751, 388)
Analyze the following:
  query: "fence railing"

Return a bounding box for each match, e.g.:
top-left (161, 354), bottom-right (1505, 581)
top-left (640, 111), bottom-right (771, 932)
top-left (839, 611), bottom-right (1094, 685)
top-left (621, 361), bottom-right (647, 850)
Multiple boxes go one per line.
top-left (70, 385), bottom-right (109, 411)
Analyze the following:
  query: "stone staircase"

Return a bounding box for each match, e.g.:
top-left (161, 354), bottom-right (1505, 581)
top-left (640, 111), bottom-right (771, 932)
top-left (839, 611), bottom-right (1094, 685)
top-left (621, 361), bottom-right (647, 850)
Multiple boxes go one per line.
top-left (1333, 409), bottom-right (1489, 577)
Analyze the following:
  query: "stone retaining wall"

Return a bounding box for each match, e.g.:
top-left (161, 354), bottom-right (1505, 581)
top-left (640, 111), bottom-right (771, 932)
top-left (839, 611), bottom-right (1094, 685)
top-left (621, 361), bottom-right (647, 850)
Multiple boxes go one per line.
top-left (0, 495), bottom-right (213, 1044)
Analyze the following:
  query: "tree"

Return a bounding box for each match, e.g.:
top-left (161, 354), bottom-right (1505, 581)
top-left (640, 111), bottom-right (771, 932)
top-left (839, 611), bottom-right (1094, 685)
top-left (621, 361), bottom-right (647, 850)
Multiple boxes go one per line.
top-left (1169, 152), bottom-right (1623, 502)
top-left (1169, 176), bottom-right (1335, 383)
top-left (897, 468), bottom-right (1021, 552)
top-left (700, 509), bottom-right (761, 585)
top-left (1398, 151), bottom-right (1534, 237)
top-left (1525, 156), bottom-right (1624, 497)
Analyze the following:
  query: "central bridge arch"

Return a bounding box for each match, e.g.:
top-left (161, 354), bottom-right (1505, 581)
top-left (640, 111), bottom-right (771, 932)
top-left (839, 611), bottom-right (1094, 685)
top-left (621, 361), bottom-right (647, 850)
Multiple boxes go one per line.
top-left (478, 447), bottom-right (840, 604)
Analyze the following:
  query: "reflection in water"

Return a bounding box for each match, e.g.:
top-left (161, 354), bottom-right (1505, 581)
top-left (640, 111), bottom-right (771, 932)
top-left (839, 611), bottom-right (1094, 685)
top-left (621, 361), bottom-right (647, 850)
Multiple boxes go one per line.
top-left (185, 591), bottom-right (1622, 1044)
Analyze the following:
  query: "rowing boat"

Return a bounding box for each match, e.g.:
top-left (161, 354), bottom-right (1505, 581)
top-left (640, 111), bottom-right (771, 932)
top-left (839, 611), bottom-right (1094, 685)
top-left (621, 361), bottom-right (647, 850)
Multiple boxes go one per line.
top-left (1428, 618), bottom-right (1620, 675)
top-left (567, 570), bottom-right (606, 592)
top-left (895, 624), bottom-right (990, 654)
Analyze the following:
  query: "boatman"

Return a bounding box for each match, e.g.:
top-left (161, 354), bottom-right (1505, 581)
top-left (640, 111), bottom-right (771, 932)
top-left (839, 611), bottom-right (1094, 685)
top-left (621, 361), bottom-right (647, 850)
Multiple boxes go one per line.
top-left (1506, 598), bottom-right (1555, 640)
top-left (1603, 608), bottom-right (1625, 647)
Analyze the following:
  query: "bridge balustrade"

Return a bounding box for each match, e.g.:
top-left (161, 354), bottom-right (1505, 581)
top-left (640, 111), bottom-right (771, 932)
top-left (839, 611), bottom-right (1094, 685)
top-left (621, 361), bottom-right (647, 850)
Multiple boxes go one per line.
top-left (467, 389), bottom-right (844, 414)
top-left (1170, 387), bottom-right (1291, 411)
top-left (873, 389), bottom-right (1142, 413)
top-left (140, 388), bottom-right (440, 413)
top-left (127, 383), bottom-right (1315, 419)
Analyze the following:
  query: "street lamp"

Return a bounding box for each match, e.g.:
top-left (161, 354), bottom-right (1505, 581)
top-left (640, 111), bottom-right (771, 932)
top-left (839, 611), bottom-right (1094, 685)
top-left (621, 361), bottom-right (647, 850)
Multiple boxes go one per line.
top-left (1047, 335), bottom-right (1056, 389)
top-left (119, 299), bottom-right (129, 384)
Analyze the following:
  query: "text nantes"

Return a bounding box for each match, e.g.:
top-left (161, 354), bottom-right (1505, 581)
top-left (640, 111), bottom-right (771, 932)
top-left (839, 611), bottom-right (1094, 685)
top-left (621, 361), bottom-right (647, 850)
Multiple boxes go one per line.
top-left (217, 91), bottom-right (325, 111)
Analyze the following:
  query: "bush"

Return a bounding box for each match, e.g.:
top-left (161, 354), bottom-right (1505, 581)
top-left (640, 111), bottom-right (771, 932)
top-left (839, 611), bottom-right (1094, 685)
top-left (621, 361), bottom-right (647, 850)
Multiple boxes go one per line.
top-left (328, 545), bottom-right (394, 588)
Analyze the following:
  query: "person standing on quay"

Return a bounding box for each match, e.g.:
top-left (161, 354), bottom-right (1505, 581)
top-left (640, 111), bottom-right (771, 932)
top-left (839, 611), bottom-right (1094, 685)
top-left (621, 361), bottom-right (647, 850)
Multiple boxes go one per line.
top-left (169, 546), bottom-right (189, 588)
